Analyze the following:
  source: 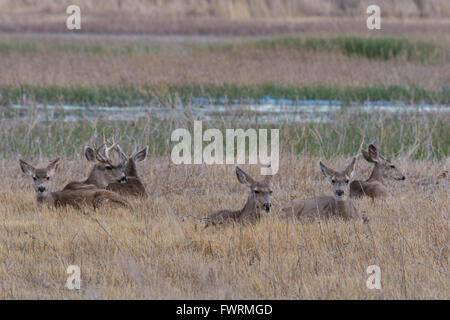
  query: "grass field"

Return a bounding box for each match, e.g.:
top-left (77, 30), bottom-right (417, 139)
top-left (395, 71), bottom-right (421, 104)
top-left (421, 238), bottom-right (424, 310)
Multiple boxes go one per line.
top-left (0, 107), bottom-right (448, 299)
top-left (1, 111), bottom-right (449, 160)
top-left (1, 0), bottom-right (450, 35)
top-left (0, 155), bottom-right (448, 299)
top-left (0, 4), bottom-right (449, 299)
top-left (0, 34), bottom-right (449, 104)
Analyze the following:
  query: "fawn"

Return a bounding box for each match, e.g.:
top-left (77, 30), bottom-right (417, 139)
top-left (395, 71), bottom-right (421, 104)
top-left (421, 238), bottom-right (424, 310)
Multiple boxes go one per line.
top-left (202, 166), bottom-right (273, 228)
top-left (282, 158), bottom-right (359, 220)
top-left (106, 145), bottom-right (148, 197)
top-left (19, 158), bottom-right (130, 209)
top-left (350, 144), bottom-right (405, 198)
top-left (63, 141), bottom-right (128, 191)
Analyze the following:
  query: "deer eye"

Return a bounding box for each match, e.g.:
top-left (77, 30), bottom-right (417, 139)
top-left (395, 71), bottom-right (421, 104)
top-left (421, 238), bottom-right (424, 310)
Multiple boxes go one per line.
top-left (32, 176), bottom-right (37, 181)
top-left (390, 165), bottom-right (395, 168)
top-left (345, 179), bottom-right (349, 184)
top-left (46, 176), bottom-right (50, 180)
top-left (269, 191), bottom-right (273, 194)
top-left (105, 166), bottom-right (112, 170)
top-left (254, 190), bottom-right (261, 194)
top-left (331, 179), bottom-right (336, 184)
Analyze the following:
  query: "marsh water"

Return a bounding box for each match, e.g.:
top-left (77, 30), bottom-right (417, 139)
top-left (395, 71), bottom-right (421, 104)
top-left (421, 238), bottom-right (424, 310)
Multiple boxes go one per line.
top-left (7, 99), bottom-right (450, 124)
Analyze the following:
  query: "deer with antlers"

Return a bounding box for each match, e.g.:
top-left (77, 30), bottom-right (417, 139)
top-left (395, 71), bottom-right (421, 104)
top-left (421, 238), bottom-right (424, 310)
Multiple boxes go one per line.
top-left (19, 158), bottom-right (130, 209)
top-left (350, 144), bottom-right (405, 198)
top-left (201, 166), bottom-right (273, 228)
top-left (62, 140), bottom-right (128, 191)
top-left (106, 145), bottom-right (148, 197)
top-left (282, 158), bottom-right (359, 220)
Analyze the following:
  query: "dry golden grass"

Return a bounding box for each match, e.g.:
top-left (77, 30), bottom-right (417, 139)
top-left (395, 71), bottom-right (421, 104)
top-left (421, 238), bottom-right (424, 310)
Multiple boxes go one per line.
top-left (1, 0), bottom-right (450, 35)
top-left (0, 155), bottom-right (448, 299)
top-left (1, 15), bottom-right (449, 36)
top-left (1, 38), bottom-right (448, 90)
top-left (2, 0), bottom-right (450, 19)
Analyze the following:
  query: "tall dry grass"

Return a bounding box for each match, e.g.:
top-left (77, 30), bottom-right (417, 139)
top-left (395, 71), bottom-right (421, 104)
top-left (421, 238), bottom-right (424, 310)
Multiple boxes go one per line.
top-left (0, 155), bottom-right (448, 299)
top-left (2, 0), bottom-right (450, 18)
top-left (0, 37), bottom-right (448, 90)
top-left (1, 0), bottom-right (450, 35)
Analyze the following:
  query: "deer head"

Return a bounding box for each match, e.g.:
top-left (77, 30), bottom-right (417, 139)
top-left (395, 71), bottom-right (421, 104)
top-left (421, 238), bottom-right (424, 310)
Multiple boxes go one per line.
top-left (235, 166), bottom-right (273, 213)
top-left (320, 157), bottom-right (356, 201)
top-left (114, 145), bottom-right (148, 177)
top-left (362, 144), bottom-right (405, 181)
top-left (84, 140), bottom-right (128, 187)
top-left (19, 158), bottom-right (60, 197)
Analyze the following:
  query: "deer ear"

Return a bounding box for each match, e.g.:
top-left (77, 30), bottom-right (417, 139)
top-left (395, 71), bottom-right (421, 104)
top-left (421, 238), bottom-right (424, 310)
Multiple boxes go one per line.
top-left (132, 146), bottom-right (148, 162)
top-left (345, 157), bottom-right (357, 179)
top-left (368, 144), bottom-right (379, 160)
top-left (319, 161), bottom-right (334, 179)
top-left (362, 149), bottom-right (377, 163)
top-left (47, 158), bottom-right (60, 176)
top-left (84, 147), bottom-right (96, 162)
top-left (235, 166), bottom-right (255, 187)
top-left (19, 159), bottom-right (35, 176)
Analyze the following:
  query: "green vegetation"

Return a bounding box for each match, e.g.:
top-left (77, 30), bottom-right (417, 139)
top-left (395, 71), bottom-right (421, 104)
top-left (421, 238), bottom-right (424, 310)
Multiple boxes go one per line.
top-left (0, 36), bottom-right (442, 62)
top-left (0, 42), bottom-right (37, 54)
top-left (1, 84), bottom-right (448, 106)
top-left (253, 36), bottom-right (439, 62)
top-left (1, 109), bottom-right (448, 160)
top-left (0, 39), bottom-right (232, 56)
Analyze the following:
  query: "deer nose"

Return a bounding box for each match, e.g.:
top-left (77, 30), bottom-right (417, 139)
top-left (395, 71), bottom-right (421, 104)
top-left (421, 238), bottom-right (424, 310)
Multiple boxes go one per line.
top-left (119, 176), bottom-right (128, 183)
top-left (38, 186), bottom-right (46, 193)
top-left (263, 203), bottom-right (271, 212)
top-left (336, 190), bottom-right (344, 196)
top-left (401, 175), bottom-right (406, 180)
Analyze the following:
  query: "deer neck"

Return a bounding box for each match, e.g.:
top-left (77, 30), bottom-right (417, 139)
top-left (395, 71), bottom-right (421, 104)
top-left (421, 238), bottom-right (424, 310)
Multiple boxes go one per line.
top-left (84, 167), bottom-right (107, 188)
top-left (335, 197), bottom-right (348, 211)
top-left (240, 194), bottom-right (258, 216)
top-left (334, 197), bottom-right (355, 218)
top-left (367, 165), bottom-right (385, 184)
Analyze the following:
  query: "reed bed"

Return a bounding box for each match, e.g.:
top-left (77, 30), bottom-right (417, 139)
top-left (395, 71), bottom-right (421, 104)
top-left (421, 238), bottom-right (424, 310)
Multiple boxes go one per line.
top-left (0, 36), bottom-right (447, 61)
top-left (0, 35), bottom-right (448, 101)
top-left (0, 109), bottom-right (449, 161)
top-left (3, 0), bottom-right (450, 19)
top-left (1, 0), bottom-right (450, 36)
top-left (1, 84), bottom-right (449, 106)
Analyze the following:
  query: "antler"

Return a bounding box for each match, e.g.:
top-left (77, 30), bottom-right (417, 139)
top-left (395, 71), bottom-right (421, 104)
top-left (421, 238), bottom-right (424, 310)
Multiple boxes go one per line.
top-left (115, 144), bottom-right (129, 161)
top-left (92, 135), bottom-right (122, 165)
top-left (103, 137), bottom-right (118, 160)
top-left (92, 142), bottom-right (107, 163)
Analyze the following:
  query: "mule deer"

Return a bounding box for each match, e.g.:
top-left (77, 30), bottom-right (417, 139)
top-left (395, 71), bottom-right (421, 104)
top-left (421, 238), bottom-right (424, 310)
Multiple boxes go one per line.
top-left (106, 145), bottom-right (148, 197)
top-left (282, 158), bottom-right (359, 220)
top-left (350, 144), bottom-right (405, 198)
top-left (63, 141), bottom-right (128, 191)
top-left (202, 166), bottom-right (273, 228)
top-left (19, 158), bottom-right (130, 209)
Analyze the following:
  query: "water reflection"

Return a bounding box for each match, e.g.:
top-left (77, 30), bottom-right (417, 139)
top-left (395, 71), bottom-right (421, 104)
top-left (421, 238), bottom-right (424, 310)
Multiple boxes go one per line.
top-left (7, 100), bottom-right (450, 124)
